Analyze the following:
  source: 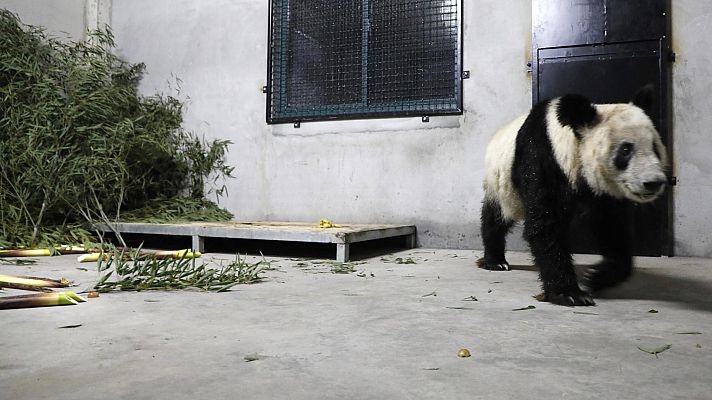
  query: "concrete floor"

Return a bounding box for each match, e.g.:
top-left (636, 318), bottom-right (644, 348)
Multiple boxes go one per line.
top-left (1, 249), bottom-right (711, 400)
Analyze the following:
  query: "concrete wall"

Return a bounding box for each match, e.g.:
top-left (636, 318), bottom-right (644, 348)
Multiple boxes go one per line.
top-left (671, 1), bottom-right (712, 257)
top-left (107, 1), bottom-right (712, 257)
top-left (0, 0), bottom-right (86, 39)
top-left (110, 0), bottom-right (532, 251)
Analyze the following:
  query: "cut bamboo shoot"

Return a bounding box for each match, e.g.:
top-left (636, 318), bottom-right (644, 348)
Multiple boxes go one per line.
top-left (78, 249), bottom-right (201, 263)
top-left (78, 253), bottom-right (105, 263)
top-left (0, 291), bottom-right (84, 310)
top-left (152, 249), bottom-right (201, 259)
top-left (56, 246), bottom-right (89, 255)
top-left (0, 249), bottom-right (51, 257)
top-left (0, 274), bottom-right (71, 289)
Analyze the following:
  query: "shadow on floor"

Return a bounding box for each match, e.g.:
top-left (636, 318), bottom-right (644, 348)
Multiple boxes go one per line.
top-left (511, 262), bottom-right (712, 312)
top-left (595, 268), bottom-right (712, 312)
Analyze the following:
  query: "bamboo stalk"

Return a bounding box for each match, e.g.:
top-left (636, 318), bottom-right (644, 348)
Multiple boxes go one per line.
top-left (64, 291), bottom-right (87, 303)
top-left (0, 274), bottom-right (71, 288)
top-left (0, 291), bottom-right (85, 310)
top-left (78, 253), bottom-right (106, 263)
top-left (0, 249), bottom-right (51, 257)
top-left (151, 249), bottom-right (201, 259)
top-left (55, 246), bottom-right (90, 255)
top-left (0, 282), bottom-right (53, 292)
top-left (78, 249), bottom-right (201, 263)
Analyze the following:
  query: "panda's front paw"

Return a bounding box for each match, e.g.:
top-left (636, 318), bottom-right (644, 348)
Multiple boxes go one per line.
top-left (582, 260), bottom-right (633, 292)
top-left (539, 289), bottom-right (595, 307)
top-left (476, 257), bottom-right (510, 271)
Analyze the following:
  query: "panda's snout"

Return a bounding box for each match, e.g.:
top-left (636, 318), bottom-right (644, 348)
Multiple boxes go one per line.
top-left (629, 174), bottom-right (667, 202)
top-left (643, 179), bottom-right (666, 193)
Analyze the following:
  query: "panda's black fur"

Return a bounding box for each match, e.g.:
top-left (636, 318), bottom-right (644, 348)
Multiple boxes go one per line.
top-left (479, 87), bottom-right (667, 306)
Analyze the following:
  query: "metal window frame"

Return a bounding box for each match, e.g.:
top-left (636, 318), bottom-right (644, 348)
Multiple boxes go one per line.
top-left (265, 0), bottom-right (464, 125)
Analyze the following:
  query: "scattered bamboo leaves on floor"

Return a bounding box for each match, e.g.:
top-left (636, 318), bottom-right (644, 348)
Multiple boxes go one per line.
top-left (637, 344), bottom-right (671, 358)
top-left (93, 250), bottom-right (268, 292)
top-left (573, 311), bottom-right (599, 315)
top-left (648, 309), bottom-right (659, 314)
top-left (0, 258), bottom-right (38, 265)
top-left (395, 257), bottom-right (416, 264)
top-left (512, 305), bottom-right (536, 311)
top-left (422, 291), bottom-right (437, 297)
top-left (292, 260), bottom-right (364, 275)
top-left (381, 256), bottom-right (417, 264)
top-left (330, 263), bottom-right (357, 274)
top-left (243, 353), bottom-right (265, 362)
top-left (58, 324), bottom-right (82, 329)
top-left (675, 331), bottom-right (702, 335)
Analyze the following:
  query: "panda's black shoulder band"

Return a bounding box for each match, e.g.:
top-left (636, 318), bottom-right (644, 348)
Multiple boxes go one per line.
top-left (556, 94), bottom-right (598, 133)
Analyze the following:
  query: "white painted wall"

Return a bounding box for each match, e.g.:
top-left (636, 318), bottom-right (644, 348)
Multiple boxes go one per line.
top-left (671, 1), bottom-right (712, 257)
top-left (109, 0), bottom-right (532, 250)
top-left (0, 0), bottom-right (86, 39)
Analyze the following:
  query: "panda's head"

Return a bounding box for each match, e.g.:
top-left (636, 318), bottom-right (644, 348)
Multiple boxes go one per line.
top-left (562, 87), bottom-right (669, 203)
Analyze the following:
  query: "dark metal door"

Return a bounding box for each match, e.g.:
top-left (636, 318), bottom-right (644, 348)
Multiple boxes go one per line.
top-left (532, 0), bottom-right (673, 256)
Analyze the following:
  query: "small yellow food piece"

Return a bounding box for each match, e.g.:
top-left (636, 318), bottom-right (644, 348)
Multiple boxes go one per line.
top-left (78, 253), bottom-right (104, 263)
top-left (318, 219), bottom-right (342, 228)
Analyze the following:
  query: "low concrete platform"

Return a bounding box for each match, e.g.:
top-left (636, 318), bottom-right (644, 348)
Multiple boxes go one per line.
top-left (1, 250), bottom-right (711, 399)
top-left (93, 221), bottom-right (417, 262)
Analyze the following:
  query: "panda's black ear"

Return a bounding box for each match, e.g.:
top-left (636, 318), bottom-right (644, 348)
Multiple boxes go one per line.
top-left (631, 84), bottom-right (656, 117)
top-left (556, 94), bottom-right (598, 131)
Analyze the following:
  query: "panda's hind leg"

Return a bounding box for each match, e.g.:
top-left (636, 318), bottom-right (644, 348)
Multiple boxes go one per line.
top-left (478, 198), bottom-right (515, 271)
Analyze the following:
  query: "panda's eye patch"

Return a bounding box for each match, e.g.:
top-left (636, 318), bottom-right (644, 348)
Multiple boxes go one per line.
top-left (614, 142), bottom-right (635, 170)
top-left (620, 142), bottom-right (634, 156)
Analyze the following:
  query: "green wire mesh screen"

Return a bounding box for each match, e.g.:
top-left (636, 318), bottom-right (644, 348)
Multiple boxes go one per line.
top-left (267, 0), bottom-right (462, 124)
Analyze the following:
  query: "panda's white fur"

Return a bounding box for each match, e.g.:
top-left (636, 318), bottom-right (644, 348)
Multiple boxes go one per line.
top-left (483, 99), bottom-right (667, 223)
top-left (483, 114), bottom-right (527, 221)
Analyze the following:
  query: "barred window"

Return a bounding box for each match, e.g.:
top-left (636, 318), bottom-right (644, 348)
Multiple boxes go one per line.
top-left (267, 0), bottom-right (463, 124)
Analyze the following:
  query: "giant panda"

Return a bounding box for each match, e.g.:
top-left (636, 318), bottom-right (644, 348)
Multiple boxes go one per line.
top-left (479, 86), bottom-right (668, 306)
